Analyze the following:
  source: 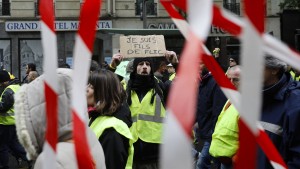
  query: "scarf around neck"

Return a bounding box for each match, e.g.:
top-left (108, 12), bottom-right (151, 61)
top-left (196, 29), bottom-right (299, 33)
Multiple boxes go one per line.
top-left (131, 74), bottom-right (155, 92)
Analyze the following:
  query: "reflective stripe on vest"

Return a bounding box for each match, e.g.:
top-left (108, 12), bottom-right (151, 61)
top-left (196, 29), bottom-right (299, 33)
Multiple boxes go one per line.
top-left (121, 79), bottom-right (127, 90)
top-left (129, 89), bottom-right (166, 144)
top-left (0, 84), bottom-right (20, 125)
top-left (169, 73), bottom-right (176, 81)
top-left (131, 95), bottom-right (163, 123)
top-left (90, 116), bottom-right (134, 169)
top-left (259, 121), bottom-right (283, 136)
top-left (290, 70), bottom-right (300, 81)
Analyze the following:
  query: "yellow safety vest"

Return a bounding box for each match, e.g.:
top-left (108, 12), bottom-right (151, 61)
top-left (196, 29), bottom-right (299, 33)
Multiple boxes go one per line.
top-left (121, 79), bottom-right (127, 89)
top-left (290, 70), bottom-right (300, 81)
top-left (209, 101), bottom-right (239, 158)
top-left (169, 73), bottom-right (176, 81)
top-left (0, 84), bottom-right (20, 125)
top-left (90, 116), bottom-right (134, 169)
top-left (129, 89), bottom-right (166, 144)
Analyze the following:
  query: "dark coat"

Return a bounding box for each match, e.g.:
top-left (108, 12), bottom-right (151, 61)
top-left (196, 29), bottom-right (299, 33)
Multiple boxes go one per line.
top-left (122, 58), bottom-right (174, 162)
top-left (258, 73), bottom-right (300, 169)
top-left (130, 78), bottom-right (166, 163)
top-left (128, 76), bottom-right (167, 163)
top-left (0, 79), bottom-right (20, 113)
top-left (196, 73), bottom-right (227, 141)
top-left (89, 103), bottom-right (132, 169)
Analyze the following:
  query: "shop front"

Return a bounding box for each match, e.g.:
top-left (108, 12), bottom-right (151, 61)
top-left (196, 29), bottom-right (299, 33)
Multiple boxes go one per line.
top-left (0, 20), bottom-right (112, 79)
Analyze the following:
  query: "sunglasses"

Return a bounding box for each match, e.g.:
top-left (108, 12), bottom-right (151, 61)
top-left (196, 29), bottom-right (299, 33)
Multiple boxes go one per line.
top-left (229, 59), bottom-right (235, 62)
top-left (229, 78), bottom-right (240, 82)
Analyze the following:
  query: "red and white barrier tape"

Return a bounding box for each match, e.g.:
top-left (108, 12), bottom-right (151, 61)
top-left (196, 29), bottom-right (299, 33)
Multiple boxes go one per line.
top-left (160, 1), bottom-right (287, 168)
top-left (39, 0), bottom-right (58, 168)
top-left (212, 5), bottom-right (300, 70)
top-left (160, 2), bottom-right (189, 39)
top-left (161, 0), bottom-right (213, 169)
top-left (212, 6), bottom-right (297, 168)
top-left (168, 2), bottom-right (300, 70)
top-left (235, 0), bottom-right (265, 168)
top-left (71, 0), bottom-right (101, 168)
top-left (211, 6), bottom-right (297, 168)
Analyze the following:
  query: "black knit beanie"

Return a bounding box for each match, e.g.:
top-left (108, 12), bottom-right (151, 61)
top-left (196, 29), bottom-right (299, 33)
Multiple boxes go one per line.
top-left (230, 55), bottom-right (240, 65)
top-left (0, 70), bottom-right (10, 83)
top-left (127, 57), bottom-right (160, 106)
top-left (132, 58), bottom-right (154, 72)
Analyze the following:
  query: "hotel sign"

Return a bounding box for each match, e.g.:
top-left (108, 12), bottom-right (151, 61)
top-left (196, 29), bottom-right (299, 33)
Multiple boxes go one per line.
top-left (5, 20), bottom-right (112, 32)
top-left (148, 23), bottom-right (177, 29)
top-left (147, 23), bottom-right (229, 36)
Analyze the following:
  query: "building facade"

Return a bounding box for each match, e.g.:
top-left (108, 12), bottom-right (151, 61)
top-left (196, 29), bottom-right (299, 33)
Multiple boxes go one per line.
top-left (0, 0), bottom-right (282, 78)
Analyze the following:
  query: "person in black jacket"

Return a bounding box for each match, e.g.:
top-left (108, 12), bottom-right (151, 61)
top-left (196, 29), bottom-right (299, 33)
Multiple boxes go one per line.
top-left (108, 51), bottom-right (178, 169)
top-left (0, 70), bottom-right (28, 169)
top-left (257, 55), bottom-right (300, 169)
top-left (196, 63), bottom-right (227, 169)
top-left (87, 69), bottom-right (133, 169)
top-left (21, 63), bottom-right (36, 84)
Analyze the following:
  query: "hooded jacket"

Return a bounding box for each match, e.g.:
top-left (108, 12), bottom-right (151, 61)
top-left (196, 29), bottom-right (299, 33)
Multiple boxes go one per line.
top-left (0, 78), bottom-right (20, 114)
top-left (196, 73), bottom-right (227, 141)
top-left (14, 68), bottom-right (106, 169)
top-left (125, 58), bottom-right (167, 162)
top-left (89, 103), bottom-right (132, 169)
top-left (258, 72), bottom-right (300, 169)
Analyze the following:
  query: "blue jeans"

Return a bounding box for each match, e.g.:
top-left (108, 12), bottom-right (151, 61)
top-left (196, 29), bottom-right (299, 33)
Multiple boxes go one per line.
top-left (221, 163), bottom-right (232, 169)
top-left (196, 141), bottom-right (218, 169)
top-left (0, 125), bottom-right (27, 169)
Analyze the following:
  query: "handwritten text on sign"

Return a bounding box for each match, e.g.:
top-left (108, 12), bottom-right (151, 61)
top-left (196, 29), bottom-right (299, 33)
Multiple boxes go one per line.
top-left (120, 35), bottom-right (166, 58)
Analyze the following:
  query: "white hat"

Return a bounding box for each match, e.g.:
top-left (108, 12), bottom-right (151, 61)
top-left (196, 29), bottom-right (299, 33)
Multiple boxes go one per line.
top-left (167, 63), bottom-right (173, 67)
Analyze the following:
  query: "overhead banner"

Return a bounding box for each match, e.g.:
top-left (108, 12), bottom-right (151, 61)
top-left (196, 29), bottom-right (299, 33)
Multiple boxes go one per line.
top-left (5, 20), bottom-right (112, 32)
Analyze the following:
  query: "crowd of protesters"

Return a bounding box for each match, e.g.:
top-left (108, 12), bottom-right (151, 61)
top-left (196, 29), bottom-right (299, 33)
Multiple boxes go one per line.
top-left (195, 55), bottom-right (300, 169)
top-left (0, 48), bottom-right (300, 169)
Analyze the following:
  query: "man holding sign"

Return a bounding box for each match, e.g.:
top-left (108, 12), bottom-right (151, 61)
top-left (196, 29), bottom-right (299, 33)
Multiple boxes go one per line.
top-left (110, 35), bottom-right (178, 169)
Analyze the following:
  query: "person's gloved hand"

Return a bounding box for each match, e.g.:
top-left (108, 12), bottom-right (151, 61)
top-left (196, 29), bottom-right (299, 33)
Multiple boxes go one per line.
top-left (110, 53), bottom-right (123, 69)
top-left (165, 51), bottom-right (178, 64)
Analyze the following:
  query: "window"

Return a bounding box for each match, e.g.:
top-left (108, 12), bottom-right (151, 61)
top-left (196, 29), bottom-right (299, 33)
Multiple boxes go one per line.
top-left (295, 30), bottom-right (300, 52)
top-left (226, 37), bottom-right (240, 58)
top-left (35, 0), bottom-right (39, 16)
top-left (35, 0), bottom-right (55, 16)
top-left (223, 0), bottom-right (240, 16)
top-left (135, 0), bottom-right (157, 16)
top-left (0, 0), bottom-right (10, 16)
top-left (19, 39), bottom-right (44, 80)
top-left (0, 39), bottom-right (12, 71)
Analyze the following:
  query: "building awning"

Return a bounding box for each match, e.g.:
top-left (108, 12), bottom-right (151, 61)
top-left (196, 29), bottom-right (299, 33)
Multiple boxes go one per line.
top-left (99, 28), bottom-right (182, 36)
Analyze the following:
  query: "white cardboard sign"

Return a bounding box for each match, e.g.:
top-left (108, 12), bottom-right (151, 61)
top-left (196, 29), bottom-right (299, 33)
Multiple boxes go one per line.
top-left (120, 35), bottom-right (166, 58)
